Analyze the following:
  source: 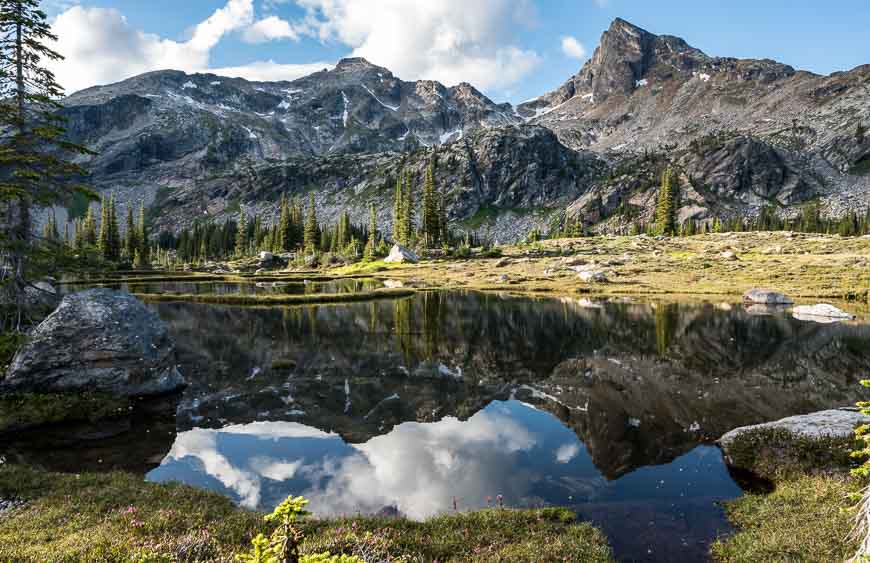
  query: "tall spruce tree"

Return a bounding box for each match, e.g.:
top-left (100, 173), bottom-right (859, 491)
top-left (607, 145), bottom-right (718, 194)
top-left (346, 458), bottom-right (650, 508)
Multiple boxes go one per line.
top-left (0, 0), bottom-right (94, 323)
top-left (392, 173), bottom-right (403, 243)
top-left (303, 193), bottom-right (318, 254)
top-left (402, 170), bottom-right (415, 246)
top-left (420, 162), bottom-right (439, 247)
top-left (654, 168), bottom-right (677, 236)
top-left (125, 205), bottom-right (138, 260)
top-left (235, 212), bottom-right (248, 257)
top-left (137, 200), bottom-right (149, 266)
top-left (365, 203), bottom-right (377, 258)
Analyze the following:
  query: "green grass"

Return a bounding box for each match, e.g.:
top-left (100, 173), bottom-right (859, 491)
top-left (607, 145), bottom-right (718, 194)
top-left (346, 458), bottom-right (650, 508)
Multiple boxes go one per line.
top-left (0, 465), bottom-right (613, 562)
top-left (132, 288), bottom-right (415, 305)
top-left (711, 475), bottom-right (859, 562)
top-left (0, 392), bottom-right (130, 434)
top-left (329, 260), bottom-right (412, 276)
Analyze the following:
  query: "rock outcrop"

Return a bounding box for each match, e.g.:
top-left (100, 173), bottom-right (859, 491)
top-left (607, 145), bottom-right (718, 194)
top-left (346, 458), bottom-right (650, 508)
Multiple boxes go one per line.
top-left (718, 409), bottom-right (869, 478)
top-left (383, 244), bottom-right (419, 264)
top-left (2, 288), bottom-right (184, 397)
top-left (743, 288), bottom-right (794, 304)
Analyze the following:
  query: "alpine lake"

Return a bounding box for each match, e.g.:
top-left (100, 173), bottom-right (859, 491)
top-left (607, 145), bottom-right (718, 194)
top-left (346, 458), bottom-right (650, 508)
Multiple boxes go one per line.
top-left (9, 279), bottom-right (870, 562)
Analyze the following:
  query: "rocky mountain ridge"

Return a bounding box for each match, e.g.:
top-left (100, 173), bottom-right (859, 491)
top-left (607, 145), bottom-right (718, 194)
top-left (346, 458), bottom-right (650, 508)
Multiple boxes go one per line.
top-left (55, 18), bottom-right (870, 241)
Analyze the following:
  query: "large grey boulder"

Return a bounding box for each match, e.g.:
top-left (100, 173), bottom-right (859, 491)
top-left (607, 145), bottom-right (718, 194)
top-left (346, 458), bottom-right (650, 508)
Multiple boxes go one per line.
top-left (743, 288), bottom-right (794, 304)
top-left (719, 409), bottom-right (870, 450)
top-left (384, 244), bottom-right (419, 264)
top-left (1, 288), bottom-right (184, 397)
top-left (718, 409), bottom-right (869, 478)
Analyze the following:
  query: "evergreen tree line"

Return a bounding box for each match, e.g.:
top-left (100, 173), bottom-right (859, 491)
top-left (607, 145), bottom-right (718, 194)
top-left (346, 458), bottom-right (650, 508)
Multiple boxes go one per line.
top-left (44, 195), bottom-right (152, 268)
top-left (162, 159), bottom-right (455, 263)
top-left (164, 193), bottom-right (383, 263)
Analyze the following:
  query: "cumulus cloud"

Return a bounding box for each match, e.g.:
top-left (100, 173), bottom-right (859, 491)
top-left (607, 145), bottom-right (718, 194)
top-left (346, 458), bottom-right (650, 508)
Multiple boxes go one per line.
top-left (561, 35), bottom-right (587, 60)
top-left (555, 442), bottom-right (580, 463)
top-left (48, 0), bottom-right (542, 96)
top-left (242, 15), bottom-right (304, 43)
top-left (288, 0), bottom-right (542, 91)
top-left (49, 1), bottom-right (255, 93)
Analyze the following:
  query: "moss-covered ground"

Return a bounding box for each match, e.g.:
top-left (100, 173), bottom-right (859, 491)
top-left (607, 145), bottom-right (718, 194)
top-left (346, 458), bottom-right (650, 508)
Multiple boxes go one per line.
top-left (0, 465), bottom-right (613, 562)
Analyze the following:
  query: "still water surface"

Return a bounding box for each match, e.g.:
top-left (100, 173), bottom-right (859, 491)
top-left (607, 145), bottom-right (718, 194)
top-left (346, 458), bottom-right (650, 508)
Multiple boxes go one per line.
top-left (16, 289), bottom-right (870, 561)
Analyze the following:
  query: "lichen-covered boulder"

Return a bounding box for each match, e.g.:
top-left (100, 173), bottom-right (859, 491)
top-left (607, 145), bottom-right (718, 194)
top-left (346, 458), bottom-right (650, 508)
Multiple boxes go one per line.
top-left (1, 288), bottom-right (184, 397)
top-left (718, 409), bottom-right (869, 479)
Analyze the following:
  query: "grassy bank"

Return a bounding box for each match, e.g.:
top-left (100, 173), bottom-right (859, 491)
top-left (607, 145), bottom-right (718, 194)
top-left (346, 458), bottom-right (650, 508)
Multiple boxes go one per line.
top-left (316, 232), bottom-right (870, 307)
top-left (132, 288), bottom-right (415, 306)
top-left (0, 464), bottom-right (613, 562)
top-left (713, 424), bottom-right (865, 561)
top-left (712, 474), bottom-right (859, 562)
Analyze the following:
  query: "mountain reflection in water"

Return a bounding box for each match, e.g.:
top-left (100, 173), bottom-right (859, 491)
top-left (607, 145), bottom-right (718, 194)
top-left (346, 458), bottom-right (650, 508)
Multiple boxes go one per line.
top-left (141, 291), bottom-right (869, 562)
top-left (149, 401), bottom-right (740, 562)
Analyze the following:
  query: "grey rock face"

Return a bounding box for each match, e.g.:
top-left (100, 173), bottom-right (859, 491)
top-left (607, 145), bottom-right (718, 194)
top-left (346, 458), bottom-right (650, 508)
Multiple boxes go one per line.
top-left (2, 288), bottom-right (184, 397)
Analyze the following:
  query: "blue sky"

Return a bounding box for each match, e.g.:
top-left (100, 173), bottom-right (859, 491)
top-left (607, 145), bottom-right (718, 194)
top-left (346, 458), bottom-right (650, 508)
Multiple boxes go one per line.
top-left (45, 0), bottom-right (870, 104)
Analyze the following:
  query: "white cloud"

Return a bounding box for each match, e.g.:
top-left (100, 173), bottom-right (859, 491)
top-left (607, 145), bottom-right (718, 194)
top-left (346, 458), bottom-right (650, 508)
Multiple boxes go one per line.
top-left (561, 35), bottom-right (587, 60)
top-left (289, 0), bottom-right (542, 91)
top-left (49, 1), bottom-right (255, 94)
top-left (242, 15), bottom-right (303, 43)
top-left (47, 0), bottom-right (542, 97)
top-left (555, 442), bottom-right (580, 463)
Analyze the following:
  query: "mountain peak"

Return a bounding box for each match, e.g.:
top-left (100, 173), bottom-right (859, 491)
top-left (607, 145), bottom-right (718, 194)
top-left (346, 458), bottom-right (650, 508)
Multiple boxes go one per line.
top-left (335, 57), bottom-right (378, 70)
top-left (571, 17), bottom-right (707, 102)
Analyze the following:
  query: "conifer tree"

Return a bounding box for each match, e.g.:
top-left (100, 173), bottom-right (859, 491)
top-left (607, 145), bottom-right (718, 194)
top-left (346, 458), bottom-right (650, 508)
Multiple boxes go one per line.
top-left (303, 193), bottom-right (318, 254)
top-left (137, 201), bottom-right (149, 266)
top-left (654, 168), bottom-right (677, 236)
top-left (235, 212), bottom-right (248, 257)
top-left (109, 194), bottom-right (121, 260)
top-left (278, 194), bottom-right (293, 251)
top-left (83, 205), bottom-right (97, 246)
top-left (420, 162), bottom-right (439, 247)
top-left (402, 170), bottom-right (415, 246)
top-left (125, 205), bottom-right (138, 259)
top-left (41, 210), bottom-right (58, 242)
top-left (98, 196), bottom-right (109, 256)
top-left (0, 0), bottom-right (95, 321)
top-left (392, 173), bottom-right (403, 243)
top-left (365, 203), bottom-right (377, 258)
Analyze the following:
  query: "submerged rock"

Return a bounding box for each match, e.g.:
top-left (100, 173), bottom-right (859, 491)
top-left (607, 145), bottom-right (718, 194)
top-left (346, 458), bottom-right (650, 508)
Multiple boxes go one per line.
top-left (384, 244), bottom-right (419, 264)
top-left (743, 288), bottom-right (794, 304)
top-left (1, 288), bottom-right (184, 397)
top-left (792, 304), bottom-right (856, 323)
